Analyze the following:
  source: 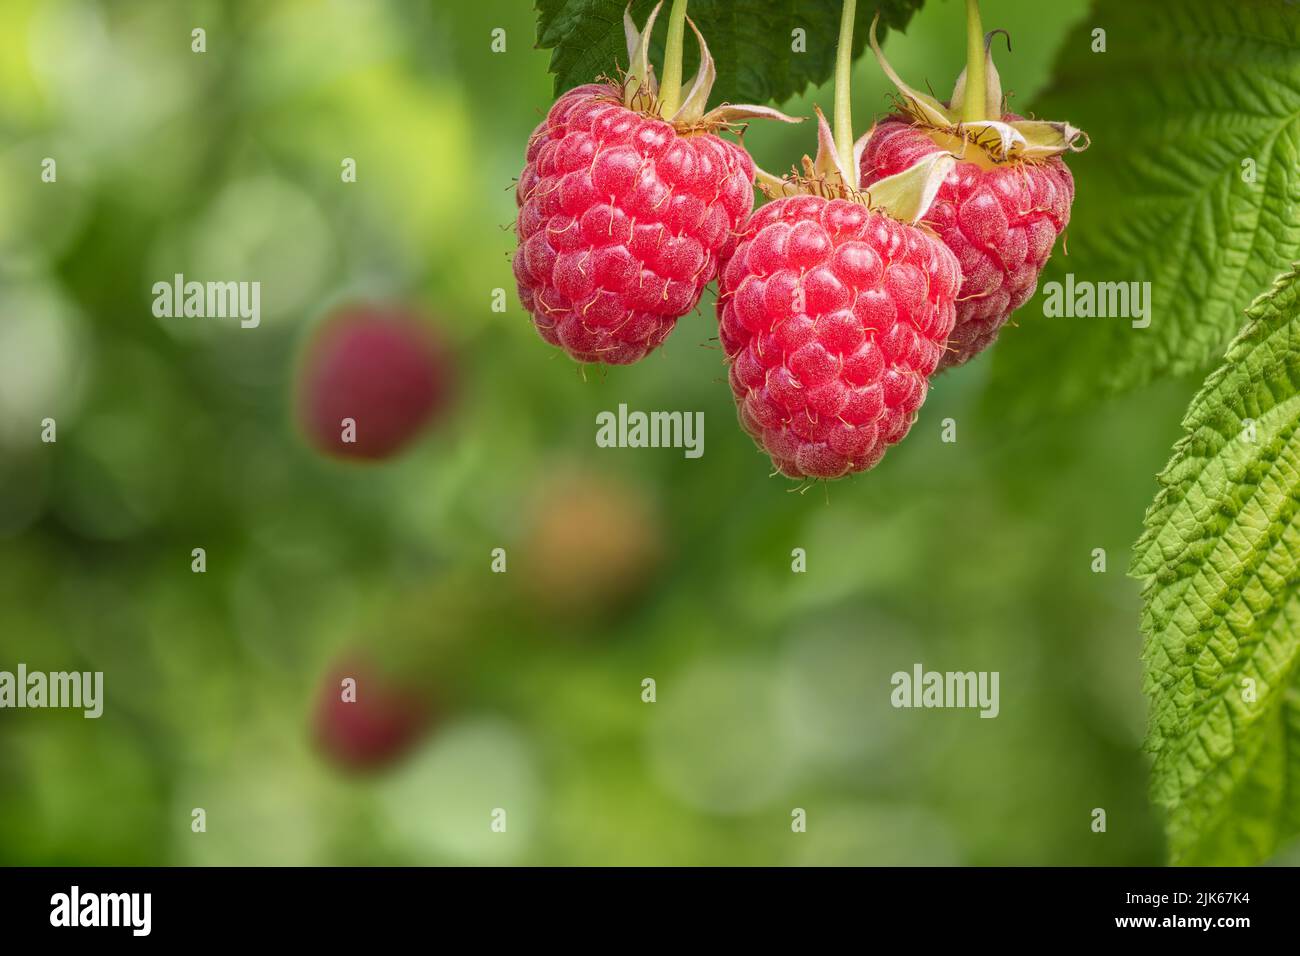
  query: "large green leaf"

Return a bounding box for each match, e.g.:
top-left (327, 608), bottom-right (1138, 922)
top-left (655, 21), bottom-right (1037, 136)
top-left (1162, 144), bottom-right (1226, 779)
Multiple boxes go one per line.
top-left (988, 0), bottom-right (1300, 413)
top-left (1131, 266), bottom-right (1300, 865)
top-left (534, 0), bottom-right (923, 107)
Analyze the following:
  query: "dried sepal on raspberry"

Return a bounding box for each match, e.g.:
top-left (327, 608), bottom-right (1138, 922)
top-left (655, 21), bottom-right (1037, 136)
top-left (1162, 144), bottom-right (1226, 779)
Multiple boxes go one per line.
top-left (867, 6), bottom-right (1088, 163)
top-left (621, 2), bottom-right (802, 133)
top-left (622, 2), bottom-right (801, 132)
top-left (759, 106), bottom-right (956, 225)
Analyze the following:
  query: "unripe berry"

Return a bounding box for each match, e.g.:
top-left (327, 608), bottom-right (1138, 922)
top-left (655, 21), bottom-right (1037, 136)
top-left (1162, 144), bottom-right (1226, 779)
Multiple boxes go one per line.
top-left (519, 469), bottom-right (663, 619)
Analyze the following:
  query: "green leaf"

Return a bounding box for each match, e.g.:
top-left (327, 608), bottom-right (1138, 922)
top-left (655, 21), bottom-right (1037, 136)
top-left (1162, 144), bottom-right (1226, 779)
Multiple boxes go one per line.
top-left (988, 0), bottom-right (1300, 413)
top-left (1131, 266), bottom-right (1300, 866)
top-left (534, 0), bottom-right (923, 107)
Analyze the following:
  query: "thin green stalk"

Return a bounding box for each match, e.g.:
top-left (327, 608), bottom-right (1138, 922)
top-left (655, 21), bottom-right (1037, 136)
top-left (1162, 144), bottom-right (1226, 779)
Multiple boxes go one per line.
top-left (833, 0), bottom-right (858, 176)
top-left (658, 0), bottom-right (689, 117)
top-left (962, 0), bottom-right (986, 123)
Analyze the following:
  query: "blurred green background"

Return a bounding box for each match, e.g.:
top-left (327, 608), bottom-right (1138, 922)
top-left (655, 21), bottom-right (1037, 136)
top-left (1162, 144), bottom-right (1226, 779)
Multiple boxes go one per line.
top-left (0, 0), bottom-right (1263, 866)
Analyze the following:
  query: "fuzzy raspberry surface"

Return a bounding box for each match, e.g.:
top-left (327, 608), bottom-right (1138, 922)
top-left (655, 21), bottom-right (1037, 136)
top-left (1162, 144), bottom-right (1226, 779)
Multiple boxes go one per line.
top-left (861, 118), bottom-right (1074, 369)
top-left (515, 83), bottom-right (756, 365)
top-left (717, 195), bottom-right (960, 479)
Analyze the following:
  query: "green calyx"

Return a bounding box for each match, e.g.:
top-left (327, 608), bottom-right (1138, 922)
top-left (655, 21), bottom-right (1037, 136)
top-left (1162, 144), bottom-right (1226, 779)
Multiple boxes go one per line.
top-left (622, 1), bottom-right (801, 132)
top-left (868, 9), bottom-right (1089, 162)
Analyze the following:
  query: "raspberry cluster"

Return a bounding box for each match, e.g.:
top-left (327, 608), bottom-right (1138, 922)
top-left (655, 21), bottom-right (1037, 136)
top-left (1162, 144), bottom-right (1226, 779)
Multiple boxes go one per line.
top-left (515, 2), bottom-right (1085, 480)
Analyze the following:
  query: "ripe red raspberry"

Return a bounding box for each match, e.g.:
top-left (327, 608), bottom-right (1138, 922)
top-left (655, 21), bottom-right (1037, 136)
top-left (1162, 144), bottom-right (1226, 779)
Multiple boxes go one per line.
top-left (515, 5), bottom-right (797, 365)
top-left (861, 12), bottom-right (1087, 369)
top-left (296, 304), bottom-right (453, 461)
top-left (719, 194), bottom-right (960, 479)
top-left (313, 656), bottom-right (432, 772)
top-left (861, 118), bottom-right (1073, 369)
top-left (515, 84), bottom-right (756, 365)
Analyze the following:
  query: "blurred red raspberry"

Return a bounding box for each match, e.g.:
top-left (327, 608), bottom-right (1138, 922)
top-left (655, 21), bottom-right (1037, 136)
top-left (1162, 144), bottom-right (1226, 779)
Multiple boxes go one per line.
top-left (297, 304), bottom-right (452, 460)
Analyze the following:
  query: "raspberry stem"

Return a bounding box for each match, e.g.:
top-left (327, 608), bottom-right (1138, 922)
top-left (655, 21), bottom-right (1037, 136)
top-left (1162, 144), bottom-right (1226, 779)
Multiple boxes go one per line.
top-left (961, 0), bottom-right (986, 124)
top-left (658, 0), bottom-right (689, 118)
top-left (833, 0), bottom-right (858, 179)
